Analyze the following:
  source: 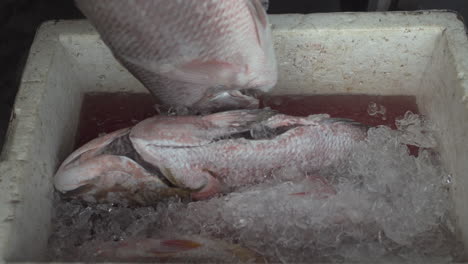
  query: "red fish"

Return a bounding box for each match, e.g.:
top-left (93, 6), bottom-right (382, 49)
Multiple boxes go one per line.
top-left (79, 235), bottom-right (265, 262)
top-left (75, 0), bottom-right (277, 113)
top-left (54, 109), bottom-right (367, 205)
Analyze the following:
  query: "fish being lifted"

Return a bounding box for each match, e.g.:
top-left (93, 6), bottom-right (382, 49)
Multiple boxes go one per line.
top-left (54, 108), bottom-right (367, 205)
top-left (75, 0), bottom-right (277, 114)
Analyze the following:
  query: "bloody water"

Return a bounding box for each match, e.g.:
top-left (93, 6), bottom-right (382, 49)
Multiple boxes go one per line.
top-left (76, 93), bottom-right (419, 149)
top-left (76, 93), bottom-right (158, 147)
top-left (260, 94), bottom-right (419, 128)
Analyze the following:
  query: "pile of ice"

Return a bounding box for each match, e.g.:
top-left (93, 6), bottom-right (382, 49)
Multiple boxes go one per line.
top-left (48, 111), bottom-right (464, 262)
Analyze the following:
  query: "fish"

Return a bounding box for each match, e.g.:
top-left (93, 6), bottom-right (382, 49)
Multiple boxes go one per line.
top-left (54, 108), bottom-right (367, 205)
top-left (143, 180), bottom-right (375, 262)
top-left (78, 234), bottom-right (266, 263)
top-left (75, 0), bottom-right (278, 114)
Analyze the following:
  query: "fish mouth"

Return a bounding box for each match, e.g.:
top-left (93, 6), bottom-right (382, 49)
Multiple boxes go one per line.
top-left (99, 133), bottom-right (177, 189)
top-left (191, 89), bottom-right (261, 114)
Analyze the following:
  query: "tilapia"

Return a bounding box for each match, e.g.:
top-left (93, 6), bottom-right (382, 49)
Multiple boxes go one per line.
top-left (54, 109), bottom-right (367, 204)
top-left (75, 0), bottom-right (277, 113)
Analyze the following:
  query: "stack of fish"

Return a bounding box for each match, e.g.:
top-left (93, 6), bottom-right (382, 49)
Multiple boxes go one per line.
top-left (55, 109), bottom-right (367, 204)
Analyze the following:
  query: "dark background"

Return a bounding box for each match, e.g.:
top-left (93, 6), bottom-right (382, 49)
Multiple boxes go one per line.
top-left (0, 0), bottom-right (467, 151)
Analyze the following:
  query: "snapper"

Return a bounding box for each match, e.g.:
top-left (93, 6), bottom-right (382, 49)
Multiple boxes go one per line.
top-left (75, 0), bottom-right (278, 113)
top-left (54, 109), bottom-right (367, 205)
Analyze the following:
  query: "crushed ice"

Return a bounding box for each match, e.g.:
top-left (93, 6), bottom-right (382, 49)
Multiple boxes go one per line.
top-left (47, 111), bottom-right (465, 262)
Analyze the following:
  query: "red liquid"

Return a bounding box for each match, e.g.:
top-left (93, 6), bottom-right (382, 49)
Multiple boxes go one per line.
top-left (76, 93), bottom-right (419, 153)
top-left (75, 93), bottom-right (157, 148)
top-left (261, 94), bottom-right (420, 156)
top-left (260, 94), bottom-right (419, 129)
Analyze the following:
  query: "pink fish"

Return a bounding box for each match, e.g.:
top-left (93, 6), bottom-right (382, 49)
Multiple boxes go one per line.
top-left (75, 0), bottom-right (277, 113)
top-left (79, 235), bottom-right (265, 262)
top-left (54, 109), bottom-right (367, 205)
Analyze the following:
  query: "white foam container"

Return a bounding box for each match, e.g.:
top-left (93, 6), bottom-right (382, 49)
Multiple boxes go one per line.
top-left (0, 11), bottom-right (467, 262)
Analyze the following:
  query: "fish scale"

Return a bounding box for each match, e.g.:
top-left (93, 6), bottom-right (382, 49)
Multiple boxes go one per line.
top-left (55, 109), bottom-right (367, 204)
top-left (75, 0), bottom-right (277, 113)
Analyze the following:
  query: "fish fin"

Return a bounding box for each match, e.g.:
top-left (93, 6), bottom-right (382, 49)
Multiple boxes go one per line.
top-left (160, 167), bottom-right (184, 188)
top-left (58, 128), bottom-right (130, 171)
top-left (301, 114), bottom-right (369, 128)
top-left (202, 108), bottom-right (277, 129)
top-left (323, 117), bottom-right (371, 129)
top-left (61, 182), bottom-right (97, 198)
top-left (160, 167), bottom-right (207, 194)
top-left (190, 169), bottom-right (222, 200)
top-left (130, 116), bottom-right (216, 147)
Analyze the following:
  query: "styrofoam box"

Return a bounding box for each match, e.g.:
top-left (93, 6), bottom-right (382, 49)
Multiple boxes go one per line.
top-left (0, 10), bottom-right (467, 262)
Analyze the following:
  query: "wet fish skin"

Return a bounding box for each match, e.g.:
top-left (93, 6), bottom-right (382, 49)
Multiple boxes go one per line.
top-left (130, 110), bottom-right (367, 199)
top-left (53, 128), bottom-right (186, 205)
top-left (54, 109), bottom-right (367, 204)
top-left (75, 0), bottom-right (277, 113)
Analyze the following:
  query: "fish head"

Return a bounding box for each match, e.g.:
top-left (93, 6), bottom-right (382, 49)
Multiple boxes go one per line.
top-left (191, 0), bottom-right (278, 112)
top-left (54, 128), bottom-right (197, 205)
top-left (76, 0), bottom-right (278, 113)
top-left (142, 0), bottom-right (278, 113)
